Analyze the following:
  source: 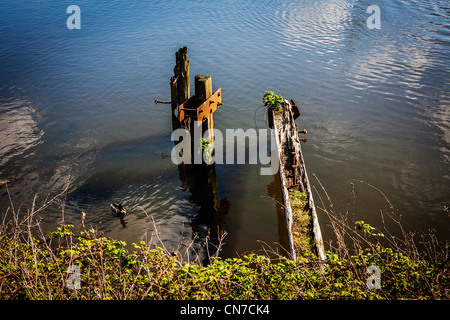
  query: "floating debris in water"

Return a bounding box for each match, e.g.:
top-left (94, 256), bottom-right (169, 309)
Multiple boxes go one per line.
top-left (160, 152), bottom-right (171, 159)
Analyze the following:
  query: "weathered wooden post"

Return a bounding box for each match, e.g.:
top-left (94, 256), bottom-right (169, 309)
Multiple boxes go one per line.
top-left (195, 74), bottom-right (214, 164)
top-left (173, 47), bottom-right (222, 165)
top-left (269, 97), bottom-right (325, 261)
top-left (167, 47), bottom-right (228, 245)
top-left (174, 46), bottom-right (190, 105)
top-left (195, 74), bottom-right (212, 102)
top-left (171, 46), bottom-right (190, 130)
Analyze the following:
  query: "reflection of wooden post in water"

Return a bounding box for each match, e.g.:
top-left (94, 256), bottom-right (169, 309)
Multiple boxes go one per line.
top-left (169, 46), bottom-right (229, 240)
top-left (266, 177), bottom-right (291, 259)
top-left (183, 165), bottom-right (229, 240)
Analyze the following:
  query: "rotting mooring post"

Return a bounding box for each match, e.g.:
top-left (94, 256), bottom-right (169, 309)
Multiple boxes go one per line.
top-left (170, 47), bottom-right (222, 165)
top-left (174, 46), bottom-right (190, 106)
top-left (168, 47), bottom-right (229, 244)
top-left (171, 46), bottom-right (190, 130)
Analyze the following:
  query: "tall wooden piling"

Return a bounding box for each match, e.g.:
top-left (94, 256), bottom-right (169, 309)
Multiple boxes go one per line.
top-left (170, 46), bottom-right (221, 165)
top-left (174, 46), bottom-right (190, 105)
top-left (195, 74), bottom-right (212, 102)
top-left (195, 74), bottom-right (214, 164)
top-left (168, 47), bottom-right (229, 245)
top-left (171, 46), bottom-right (190, 130)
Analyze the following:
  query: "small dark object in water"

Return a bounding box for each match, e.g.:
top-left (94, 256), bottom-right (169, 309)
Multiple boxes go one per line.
top-left (160, 152), bottom-right (170, 159)
top-left (110, 203), bottom-right (126, 217)
top-left (290, 99), bottom-right (300, 120)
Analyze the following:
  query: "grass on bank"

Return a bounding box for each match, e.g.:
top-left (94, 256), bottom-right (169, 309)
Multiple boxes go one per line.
top-left (0, 179), bottom-right (448, 300)
top-left (289, 189), bottom-right (314, 258)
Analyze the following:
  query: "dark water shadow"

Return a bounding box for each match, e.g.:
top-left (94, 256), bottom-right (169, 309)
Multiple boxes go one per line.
top-left (177, 163), bottom-right (230, 265)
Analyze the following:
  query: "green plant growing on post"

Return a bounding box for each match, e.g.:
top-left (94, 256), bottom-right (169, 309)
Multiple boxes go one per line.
top-left (199, 137), bottom-right (212, 164)
top-left (263, 91), bottom-right (285, 112)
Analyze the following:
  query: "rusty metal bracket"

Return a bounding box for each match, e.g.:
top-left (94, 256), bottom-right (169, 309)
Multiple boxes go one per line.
top-left (178, 88), bottom-right (222, 125)
top-left (196, 88), bottom-right (221, 126)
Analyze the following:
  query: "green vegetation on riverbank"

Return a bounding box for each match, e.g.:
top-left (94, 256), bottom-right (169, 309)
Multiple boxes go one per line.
top-left (0, 222), bottom-right (447, 300)
top-left (0, 180), bottom-right (448, 299)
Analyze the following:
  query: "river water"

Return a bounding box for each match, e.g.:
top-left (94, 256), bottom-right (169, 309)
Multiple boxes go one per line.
top-left (0, 0), bottom-right (448, 258)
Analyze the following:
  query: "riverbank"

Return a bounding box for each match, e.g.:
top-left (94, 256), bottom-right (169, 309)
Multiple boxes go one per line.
top-left (0, 188), bottom-right (447, 300)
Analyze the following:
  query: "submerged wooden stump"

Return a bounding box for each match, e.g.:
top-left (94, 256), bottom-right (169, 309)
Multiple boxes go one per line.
top-left (270, 100), bottom-right (325, 261)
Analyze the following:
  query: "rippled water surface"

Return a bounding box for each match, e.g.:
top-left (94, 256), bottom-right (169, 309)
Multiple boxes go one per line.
top-left (1, 0), bottom-right (448, 257)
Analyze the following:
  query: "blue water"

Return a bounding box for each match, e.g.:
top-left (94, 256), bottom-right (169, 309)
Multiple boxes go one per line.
top-left (0, 0), bottom-right (449, 257)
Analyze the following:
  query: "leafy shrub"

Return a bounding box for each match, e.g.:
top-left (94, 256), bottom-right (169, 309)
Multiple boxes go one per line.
top-left (0, 222), bottom-right (447, 300)
top-left (0, 179), bottom-right (447, 300)
top-left (263, 91), bottom-right (285, 111)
